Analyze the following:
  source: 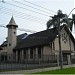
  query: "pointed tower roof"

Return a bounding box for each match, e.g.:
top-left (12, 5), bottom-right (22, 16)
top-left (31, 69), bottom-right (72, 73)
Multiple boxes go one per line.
top-left (7, 16), bottom-right (18, 28)
top-left (8, 16), bottom-right (16, 25)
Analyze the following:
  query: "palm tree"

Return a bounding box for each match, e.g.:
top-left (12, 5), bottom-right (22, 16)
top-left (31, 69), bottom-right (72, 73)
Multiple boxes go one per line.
top-left (46, 10), bottom-right (74, 69)
top-left (46, 10), bottom-right (65, 29)
top-left (46, 19), bottom-right (53, 29)
top-left (46, 10), bottom-right (73, 31)
top-left (61, 17), bottom-right (73, 31)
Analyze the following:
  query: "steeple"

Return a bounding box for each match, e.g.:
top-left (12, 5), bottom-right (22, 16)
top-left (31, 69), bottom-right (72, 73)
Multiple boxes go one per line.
top-left (7, 16), bottom-right (18, 59)
top-left (7, 16), bottom-right (18, 28)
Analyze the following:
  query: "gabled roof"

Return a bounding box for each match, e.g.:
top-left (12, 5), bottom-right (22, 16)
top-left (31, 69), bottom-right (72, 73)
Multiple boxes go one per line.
top-left (0, 41), bottom-right (7, 47)
top-left (14, 25), bottom-right (75, 50)
top-left (1, 25), bottom-right (75, 50)
top-left (0, 33), bottom-right (27, 47)
top-left (17, 33), bottom-right (27, 43)
top-left (64, 25), bottom-right (75, 43)
top-left (14, 27), bottom-right (59, 50)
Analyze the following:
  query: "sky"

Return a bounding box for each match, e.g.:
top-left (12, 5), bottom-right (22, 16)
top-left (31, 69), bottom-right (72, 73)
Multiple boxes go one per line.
top-left (0, 0), bottom-right (74, 44)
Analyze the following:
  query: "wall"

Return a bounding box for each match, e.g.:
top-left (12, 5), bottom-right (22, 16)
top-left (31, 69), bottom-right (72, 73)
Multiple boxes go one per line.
top-left (54, 28), bottom-right (74, 52)
top-left (43, 46), bottom-right (53, 55)
top-left (7, 27), bottom-right (17, 54)
top-left (0, 46), bottom-right (7, 53)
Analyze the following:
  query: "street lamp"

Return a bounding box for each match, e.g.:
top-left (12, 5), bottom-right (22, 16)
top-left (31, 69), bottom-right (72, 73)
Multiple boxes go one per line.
top-left (72, 14), bottom-right (75, 24)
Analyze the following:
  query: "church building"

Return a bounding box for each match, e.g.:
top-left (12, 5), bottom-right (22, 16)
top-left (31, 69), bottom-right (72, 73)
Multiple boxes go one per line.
top-left (0, 16), bottom-right (75, 63)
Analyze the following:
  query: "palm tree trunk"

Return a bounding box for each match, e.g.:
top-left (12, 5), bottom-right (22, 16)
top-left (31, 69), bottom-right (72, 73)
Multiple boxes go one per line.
top-left (58, 18), bottom-right (63, 69)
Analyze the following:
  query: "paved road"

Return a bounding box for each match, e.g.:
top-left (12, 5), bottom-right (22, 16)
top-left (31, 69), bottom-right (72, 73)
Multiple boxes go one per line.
top-left (0, 64), bottom-right (75, 74)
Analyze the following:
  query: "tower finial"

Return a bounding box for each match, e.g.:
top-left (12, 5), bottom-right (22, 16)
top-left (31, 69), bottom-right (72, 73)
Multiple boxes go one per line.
top-left (8, 16), bottom-right (16, 25)
top-left (7, 16), bottom-right (18, 28)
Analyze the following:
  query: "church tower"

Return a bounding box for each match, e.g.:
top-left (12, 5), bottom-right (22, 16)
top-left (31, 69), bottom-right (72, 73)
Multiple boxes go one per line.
top-left (6, 16), bottom-right (18, 55)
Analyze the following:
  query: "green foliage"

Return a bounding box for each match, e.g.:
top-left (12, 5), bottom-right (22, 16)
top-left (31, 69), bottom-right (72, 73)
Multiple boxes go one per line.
top-left (46, 10), bottom-right (73, 31)
top-left (35, 67), bottom-right (75, 74)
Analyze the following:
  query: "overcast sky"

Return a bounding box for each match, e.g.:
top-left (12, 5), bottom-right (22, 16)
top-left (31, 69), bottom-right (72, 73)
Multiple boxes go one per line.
top-left (0, 0), bottom-right (74, 44)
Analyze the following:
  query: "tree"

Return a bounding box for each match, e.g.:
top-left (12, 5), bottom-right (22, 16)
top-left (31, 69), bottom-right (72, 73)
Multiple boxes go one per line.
top-left (46, 10), bottom-right (74, 69)
top-left (46, 10), bottom-right (73, 31)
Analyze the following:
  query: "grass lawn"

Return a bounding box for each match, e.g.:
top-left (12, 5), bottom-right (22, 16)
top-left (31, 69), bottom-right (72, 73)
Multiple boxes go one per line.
top-left (34, 67), bottom-right (75, 74)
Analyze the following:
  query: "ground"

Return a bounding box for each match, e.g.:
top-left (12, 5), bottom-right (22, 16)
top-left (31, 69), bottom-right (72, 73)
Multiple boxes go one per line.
top-left (0, 65), bottom-right (75, 74)
top-left (34, 67), bottom-right (75, 74)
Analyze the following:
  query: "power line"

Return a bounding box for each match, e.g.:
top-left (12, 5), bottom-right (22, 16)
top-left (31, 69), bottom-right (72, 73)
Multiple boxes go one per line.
top-left (2, 7), bottom-right (44, 22)
top-left (12, 0), bottom-right (54, 15)
top-left (23, 0), bottom-right (56, 14)
top-left (0, 1), bottom-right (50, 17)
top-left (0, 6), bottom-right (47, 22)
top-left (0, 24), bottom-right (6, 28)
top-left (0, 7), bottom-right (45, 24)
top-left (0, 10), bottom-right (45, 24)
top-left (0, 24), bottom-right (37, 33)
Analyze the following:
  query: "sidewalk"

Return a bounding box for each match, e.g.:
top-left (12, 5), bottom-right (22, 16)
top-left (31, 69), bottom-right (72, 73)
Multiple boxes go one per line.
top-left (0, 64), bottom-right (75, 74)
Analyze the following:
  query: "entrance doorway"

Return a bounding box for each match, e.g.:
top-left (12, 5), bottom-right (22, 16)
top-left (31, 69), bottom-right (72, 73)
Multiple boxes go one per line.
top-left (63, 53), bottom-right (71, 65)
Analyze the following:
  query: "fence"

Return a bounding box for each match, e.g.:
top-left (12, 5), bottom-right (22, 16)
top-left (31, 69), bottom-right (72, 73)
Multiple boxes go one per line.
top-left (0, 54), bottom-right (57, 63)
top-left (0, 54), bottom-right (75, 70)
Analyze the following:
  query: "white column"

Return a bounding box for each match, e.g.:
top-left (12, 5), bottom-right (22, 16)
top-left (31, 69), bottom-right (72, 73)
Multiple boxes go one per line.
top-left (41, 47), bottom-right (43, 57)
top-left (33, 49), bottom-right (35, 59)
top-left (21, 50), bottom-right (24, 62)
top-left (67, 55), bottom-right (71, 65)
top-left (28, 49), bottom-right (30, 59)
top-left (57, 54), bottom-right (59, 66)
top-left (35, 48), bottom-right (38, 58)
